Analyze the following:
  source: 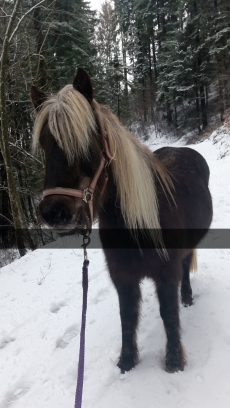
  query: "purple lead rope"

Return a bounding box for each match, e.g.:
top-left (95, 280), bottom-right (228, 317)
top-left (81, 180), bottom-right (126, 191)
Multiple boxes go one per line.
top-left (74, 259), bottom-right (89, 408)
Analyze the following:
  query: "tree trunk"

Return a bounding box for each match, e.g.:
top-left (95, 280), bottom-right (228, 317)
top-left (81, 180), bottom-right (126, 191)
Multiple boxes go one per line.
top-left (33, 5), bottom-right (48, 87)
top-left (200, 84), bottom-right (208, 128)
top-left (166, 100), bottom-right (172, 124)
top-left (0, 0), bottom-right (35, 255)
top-left (152, 34), bottom-right (157, 81)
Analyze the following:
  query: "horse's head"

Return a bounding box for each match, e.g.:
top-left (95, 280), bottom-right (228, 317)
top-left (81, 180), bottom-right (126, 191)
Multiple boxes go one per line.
top-left (31, 68), bottom-right (109, 231)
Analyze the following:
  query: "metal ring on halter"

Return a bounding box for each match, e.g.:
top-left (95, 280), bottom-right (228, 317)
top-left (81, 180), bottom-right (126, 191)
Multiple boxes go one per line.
top-left (79, 228), bottom-right (91, 238)
top-left (82, 235), bottom-right (91, 247)
top-left (81, 234), bottom-right (91, 260)
top-left (83, 188), bottom-right (93, 203)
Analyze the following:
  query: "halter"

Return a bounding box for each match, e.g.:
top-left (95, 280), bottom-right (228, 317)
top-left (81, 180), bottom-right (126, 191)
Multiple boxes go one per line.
top-left (42, 126), bottom-right (113, 228)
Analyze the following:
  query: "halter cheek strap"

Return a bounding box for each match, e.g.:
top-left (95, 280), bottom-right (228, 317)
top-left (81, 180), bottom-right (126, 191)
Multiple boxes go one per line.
top-left (42, 137), bottom-right (112, 227)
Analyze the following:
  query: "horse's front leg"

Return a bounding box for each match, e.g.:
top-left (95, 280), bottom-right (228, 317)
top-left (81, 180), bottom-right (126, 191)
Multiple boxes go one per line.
top-left (112, 276), bottom-right (141, 373)
top-left (181, 252), bottom-right (194, 306)
top-left (156, 274), bottom-right (185, 373)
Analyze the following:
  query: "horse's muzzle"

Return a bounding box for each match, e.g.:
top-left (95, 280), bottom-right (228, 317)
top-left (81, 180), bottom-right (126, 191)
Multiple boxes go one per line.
top-left (39, 198), bottom-right (73, 228)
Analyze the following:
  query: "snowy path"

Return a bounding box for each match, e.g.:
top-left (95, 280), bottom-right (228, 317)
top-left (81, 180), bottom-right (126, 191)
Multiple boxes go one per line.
top-left (0, 130), bottom-right (230, 408)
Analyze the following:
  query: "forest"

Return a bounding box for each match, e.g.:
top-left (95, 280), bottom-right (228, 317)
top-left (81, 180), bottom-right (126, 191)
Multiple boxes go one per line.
top-left (0, 0), bottom-right (230, 257)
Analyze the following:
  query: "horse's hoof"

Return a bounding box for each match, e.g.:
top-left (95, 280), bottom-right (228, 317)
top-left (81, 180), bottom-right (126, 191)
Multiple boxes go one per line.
top-left (165, 363), bottom-right (184, 373)
top-left (165, 349), bottom-right (185, 373)
top-left (117, 358), bottom-right (136, 373)
top-left (182, 295), bottom-right (193, 307)
top-left (117, 351), bottom-right (138, 373)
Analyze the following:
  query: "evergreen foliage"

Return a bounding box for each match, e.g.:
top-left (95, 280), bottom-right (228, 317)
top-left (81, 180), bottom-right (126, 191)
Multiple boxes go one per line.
top-left (96, 0), bottom-right (230, 130)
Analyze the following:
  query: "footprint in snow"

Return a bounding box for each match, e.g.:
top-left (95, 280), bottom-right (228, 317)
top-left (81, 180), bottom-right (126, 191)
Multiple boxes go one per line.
top-left (0, 380), bottom-right (31, 407)
top-left (50, 300), bottom-right (67, 313)
top-left (91, 287), bottom-right (110, 304)
top-left (56, 324), bottom-right (79, 349)
top-left (0, 336), bottom-right (15, 349)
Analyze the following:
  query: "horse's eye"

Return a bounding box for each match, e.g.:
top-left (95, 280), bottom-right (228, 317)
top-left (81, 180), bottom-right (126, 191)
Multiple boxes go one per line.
top-left (80, 159), bottom-right (93, 177)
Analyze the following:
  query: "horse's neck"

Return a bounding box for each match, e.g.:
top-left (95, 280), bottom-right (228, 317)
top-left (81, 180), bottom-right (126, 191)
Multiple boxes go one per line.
top-left (99, 170), bottom-right (125, 229)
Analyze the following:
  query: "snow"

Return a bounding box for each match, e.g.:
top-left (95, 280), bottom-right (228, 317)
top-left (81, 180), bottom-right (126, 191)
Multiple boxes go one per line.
top-left (90, 0), bottom-right (103, 12)
top-left (1, 128), bottom-right (230, 408)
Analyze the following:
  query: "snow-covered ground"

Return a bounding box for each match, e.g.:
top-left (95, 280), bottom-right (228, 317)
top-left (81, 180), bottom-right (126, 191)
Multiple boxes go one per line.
top-left (0, 127), bottom-right (230, 408)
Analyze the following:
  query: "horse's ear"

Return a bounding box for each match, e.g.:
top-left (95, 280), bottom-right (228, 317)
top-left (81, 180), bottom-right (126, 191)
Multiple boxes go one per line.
top-left (30, 85), bottom-right (47, 112)
top-left (73, 68), bottom-right (93, 102)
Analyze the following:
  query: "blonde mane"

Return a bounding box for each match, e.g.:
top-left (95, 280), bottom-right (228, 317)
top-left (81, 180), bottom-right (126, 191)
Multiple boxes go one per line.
top-left (32, 85), bottom-right (96, 161)
top-left (33, 85), bottom-right (174, 251)
top-left (92, 101), bottom-right (174, 251)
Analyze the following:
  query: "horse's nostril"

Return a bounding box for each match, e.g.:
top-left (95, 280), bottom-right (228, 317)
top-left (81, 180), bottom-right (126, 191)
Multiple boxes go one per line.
top-left (39, 201), bottom-right (72, 227)
top-left (56, 207), bottom-right (72, 225)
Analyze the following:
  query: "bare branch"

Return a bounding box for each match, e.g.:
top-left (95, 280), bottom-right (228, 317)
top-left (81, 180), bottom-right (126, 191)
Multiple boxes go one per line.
top-left (9, 0), bottom-right (46, 44)
top-left (9, 142), bottom-right (43, 166)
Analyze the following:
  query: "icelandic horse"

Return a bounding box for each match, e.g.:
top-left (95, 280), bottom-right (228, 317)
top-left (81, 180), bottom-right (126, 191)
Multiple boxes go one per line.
top-left (31, 68), bottom-right (212, 373)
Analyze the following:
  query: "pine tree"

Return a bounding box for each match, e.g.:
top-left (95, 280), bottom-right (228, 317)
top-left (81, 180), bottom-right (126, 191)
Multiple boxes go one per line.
top-left (94, 1), bottom-right (125, 117)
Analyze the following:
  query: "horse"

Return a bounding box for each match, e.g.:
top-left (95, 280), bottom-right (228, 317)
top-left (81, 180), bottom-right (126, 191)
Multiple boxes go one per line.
top-left (31, 68), bottom-right (213, 374)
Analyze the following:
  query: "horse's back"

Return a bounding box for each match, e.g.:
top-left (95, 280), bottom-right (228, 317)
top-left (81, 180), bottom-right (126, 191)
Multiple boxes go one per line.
top-left (154, 146), bottom-right (210, 186)
top-left (154, 146), bottom-right (212, 234)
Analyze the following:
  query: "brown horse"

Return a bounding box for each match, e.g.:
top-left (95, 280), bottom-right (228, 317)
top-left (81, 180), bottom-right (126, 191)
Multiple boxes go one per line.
top-left (31, 68), bottom-right (212, 373)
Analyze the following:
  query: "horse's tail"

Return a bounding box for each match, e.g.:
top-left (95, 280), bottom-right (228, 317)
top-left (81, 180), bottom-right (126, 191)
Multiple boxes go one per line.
top-left (190, 248), bottom-right (197, 273)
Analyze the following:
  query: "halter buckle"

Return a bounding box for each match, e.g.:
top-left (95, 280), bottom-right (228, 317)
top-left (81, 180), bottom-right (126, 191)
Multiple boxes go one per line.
top-left (83, 188), bottom-right (93, 203)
